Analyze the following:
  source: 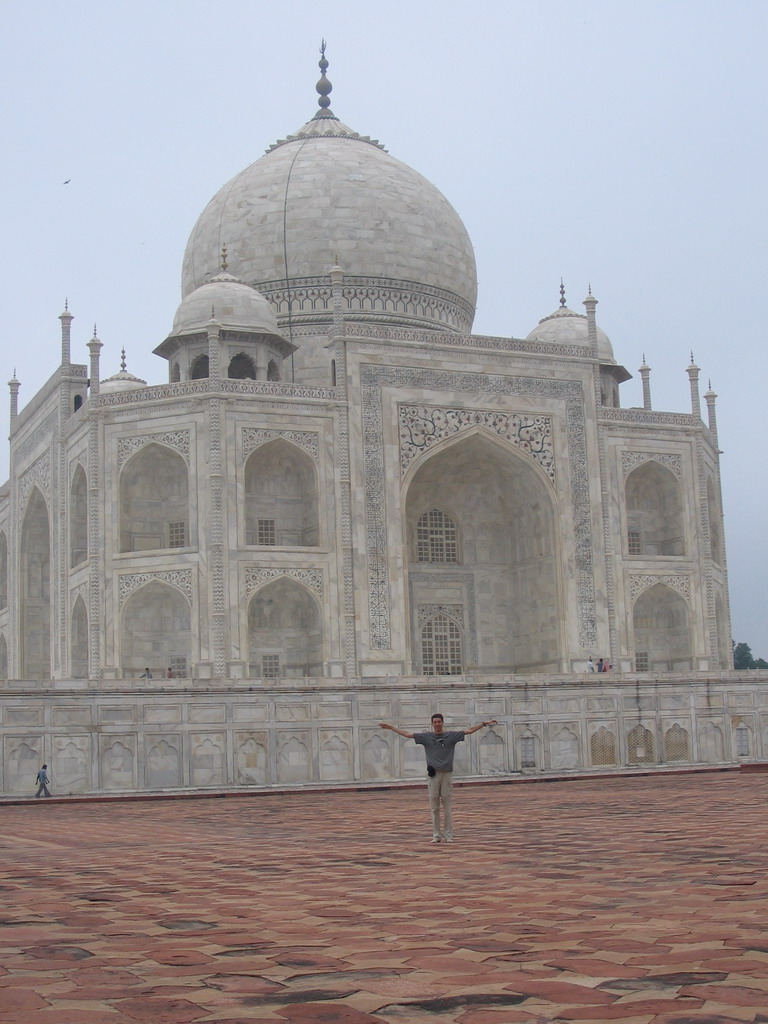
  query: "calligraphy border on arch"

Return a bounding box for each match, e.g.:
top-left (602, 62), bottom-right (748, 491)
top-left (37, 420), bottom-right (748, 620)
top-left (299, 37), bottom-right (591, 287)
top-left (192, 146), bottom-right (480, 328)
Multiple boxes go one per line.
top-left (361, 365), bottom-right (596, 651)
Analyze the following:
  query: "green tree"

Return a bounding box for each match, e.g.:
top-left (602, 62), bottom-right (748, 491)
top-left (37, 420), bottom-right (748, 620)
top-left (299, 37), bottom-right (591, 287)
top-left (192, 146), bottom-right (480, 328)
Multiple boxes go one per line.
top-left (732, 642), bottom-right (768, 669)
top-left (733, 642), bottom-right (755, 669)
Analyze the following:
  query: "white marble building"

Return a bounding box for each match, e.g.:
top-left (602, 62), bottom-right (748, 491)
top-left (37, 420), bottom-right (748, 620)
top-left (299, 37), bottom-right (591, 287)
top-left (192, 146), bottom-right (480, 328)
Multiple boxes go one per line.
top-left (1, 51), bottom-right (757, 797)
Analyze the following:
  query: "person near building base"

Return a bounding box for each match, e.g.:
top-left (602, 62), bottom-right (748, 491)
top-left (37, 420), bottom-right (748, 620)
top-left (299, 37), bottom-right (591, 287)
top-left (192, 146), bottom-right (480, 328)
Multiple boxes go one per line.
top-left (34, 764), bottom-right (51, 798)
top-left (379, 713), bottom-right (497, 843)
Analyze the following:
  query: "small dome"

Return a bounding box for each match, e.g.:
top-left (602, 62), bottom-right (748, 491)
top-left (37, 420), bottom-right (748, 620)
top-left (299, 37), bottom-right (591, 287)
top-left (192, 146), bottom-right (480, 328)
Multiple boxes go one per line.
top-left (171, 275), bottom-right (283, 339)
top-left (526, 304), bottom-right (614, 361)
top-left (100, 355), bottom-right (147, 393)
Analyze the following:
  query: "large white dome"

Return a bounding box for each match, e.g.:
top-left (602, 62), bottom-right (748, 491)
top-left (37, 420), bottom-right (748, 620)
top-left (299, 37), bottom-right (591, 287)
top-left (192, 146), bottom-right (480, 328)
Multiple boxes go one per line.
top-left (181, 108), bottom-right (478, 334)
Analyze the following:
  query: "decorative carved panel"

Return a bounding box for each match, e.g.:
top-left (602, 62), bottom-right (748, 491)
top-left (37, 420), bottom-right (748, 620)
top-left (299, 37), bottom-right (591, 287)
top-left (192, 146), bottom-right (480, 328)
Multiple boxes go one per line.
top-left (117, 430), bottom-right (190, 468)
top-left (118, 570), bottom-right (193, 606)
top-left (399, 406), bottom-right (555, 481)
top-left (242, 428), bottom-right (319, 463)
top-left (244, 567), bottom-right (324, 601)
top-left (629, 574), bottom-right (691, 602)
top-left (622, 451), bottom-right (682, 479)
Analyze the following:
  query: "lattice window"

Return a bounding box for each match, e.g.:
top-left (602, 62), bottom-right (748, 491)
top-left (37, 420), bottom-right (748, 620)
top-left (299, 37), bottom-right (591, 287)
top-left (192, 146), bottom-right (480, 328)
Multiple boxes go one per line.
top-left (521, 735), bottom-right (536, 769)
top-left (627, 724), bottom-right (655, 765)
top-left (664, 723), bottom-right (690, 761)
top-left (421, 614), bottom-right (463, 675)
top-left (169, 656), bottom-right (187, 678)
top-left (735, 723), bottom-right (750, 757)
top-left (627, 530), bottom-right (641, 555)
top-left (635, 651), bottom-right (649, 672)
top-left (258, 520), bottom-right (276, 546)
top-left (262, 654), bottom-right (280, 679)
top-left (168, 521), bottom-right (186, 548)
top-left (590, 727), bottom-right (617, 766)
top-left (417, 508), bottom-right (458, 563)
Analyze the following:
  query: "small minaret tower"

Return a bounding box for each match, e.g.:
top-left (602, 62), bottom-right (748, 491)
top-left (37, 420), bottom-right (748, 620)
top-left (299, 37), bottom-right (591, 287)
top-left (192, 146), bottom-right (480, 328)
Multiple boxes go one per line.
top-left (583, 285), bottom-right (599, 354)
top-left (704, 379), bottom-right (719, 448)
top-left (639, 354), bottom-right (652, 410)
top-left (8, 369), bottom-right (20, 430)
top-left (686, 351), bottom-right (701, 420)
top-left (59, 299), bottom-right (73, 366)
top-left (87, 325), bottom-right (103, 397)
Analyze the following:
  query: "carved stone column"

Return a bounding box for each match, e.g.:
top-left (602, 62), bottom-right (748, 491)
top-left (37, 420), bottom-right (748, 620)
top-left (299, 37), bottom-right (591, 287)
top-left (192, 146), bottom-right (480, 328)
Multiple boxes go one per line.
top-left (207, 318), bottom-right (226, 677)
top-left (86, 333), bottom-right (104, 680)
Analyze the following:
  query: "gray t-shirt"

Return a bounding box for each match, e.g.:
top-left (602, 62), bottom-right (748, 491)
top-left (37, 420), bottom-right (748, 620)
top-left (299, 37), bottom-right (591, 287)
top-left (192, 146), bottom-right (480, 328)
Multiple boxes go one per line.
top-left (413, 730), bottom-right (465, 772)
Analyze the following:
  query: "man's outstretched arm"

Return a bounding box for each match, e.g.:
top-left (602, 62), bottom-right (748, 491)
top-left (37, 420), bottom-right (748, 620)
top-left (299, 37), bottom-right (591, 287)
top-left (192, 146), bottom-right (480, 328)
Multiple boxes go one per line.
top-left (379, 722), bottom-right (415, 739)
top-left (463, 719), bottom-right (498, 735)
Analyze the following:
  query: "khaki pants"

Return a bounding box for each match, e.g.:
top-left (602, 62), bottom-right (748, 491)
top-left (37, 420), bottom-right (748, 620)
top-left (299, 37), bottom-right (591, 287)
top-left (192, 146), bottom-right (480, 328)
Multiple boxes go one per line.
top-left (428, 770), bottom-right (453, 840)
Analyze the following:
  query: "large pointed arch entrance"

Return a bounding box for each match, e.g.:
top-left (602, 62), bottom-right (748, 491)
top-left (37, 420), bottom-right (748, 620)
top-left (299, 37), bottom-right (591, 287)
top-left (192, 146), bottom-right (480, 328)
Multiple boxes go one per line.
top-left (405, 432), bottom-right (562, 674)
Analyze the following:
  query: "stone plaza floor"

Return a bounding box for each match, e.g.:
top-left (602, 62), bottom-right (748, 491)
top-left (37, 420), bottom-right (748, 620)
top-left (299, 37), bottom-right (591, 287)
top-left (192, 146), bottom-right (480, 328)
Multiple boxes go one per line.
top-left (2, 771), bottom-right (768, 1023)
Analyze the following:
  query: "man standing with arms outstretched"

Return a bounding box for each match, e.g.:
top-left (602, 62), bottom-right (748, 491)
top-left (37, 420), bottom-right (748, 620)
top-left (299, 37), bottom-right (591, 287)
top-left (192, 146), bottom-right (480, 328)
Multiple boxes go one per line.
top-left (379, 714), bottom-right (497, 843)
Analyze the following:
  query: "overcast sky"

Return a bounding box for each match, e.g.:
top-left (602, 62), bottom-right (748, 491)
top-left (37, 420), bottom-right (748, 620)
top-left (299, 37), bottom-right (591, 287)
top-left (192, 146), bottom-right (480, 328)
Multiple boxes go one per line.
top-left (1, 0), bottom-right (766, 651)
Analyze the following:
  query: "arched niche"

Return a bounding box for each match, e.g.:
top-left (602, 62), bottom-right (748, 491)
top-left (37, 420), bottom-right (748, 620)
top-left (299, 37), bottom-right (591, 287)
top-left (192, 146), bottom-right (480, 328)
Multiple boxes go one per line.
top-left (244, 439), bottom-right (318, 547)
top-left (170, 362), bottom-right (181, 383)
top-left (707, 476), bottom-right (722, 565)
top-left (267, 359), bottom-right (280, 381)
top-left (190, 354), bottom-right (209, 379)
top-left (70, 464), bottom-right (88, 568)
top-left (71, 595), bottom-right (88, 679)
top-left (228, 352), bottom-right (256, 379)
top-left (247, 577), bottom-right (323, 678)
top-left (21, 487), bottom-right (51, 679)
top-left (121, 580), bottom-right (191, 678)
top-left (119, 443), bottom-right (190, 552)
top-left (633, 582), bottom-right (692, 672)
top-left (626, 461), bottom-right (685, 556)
top-left (0, 530), bottom-right (7, 610)
top-left (405, 431), bottom-right (561, 674)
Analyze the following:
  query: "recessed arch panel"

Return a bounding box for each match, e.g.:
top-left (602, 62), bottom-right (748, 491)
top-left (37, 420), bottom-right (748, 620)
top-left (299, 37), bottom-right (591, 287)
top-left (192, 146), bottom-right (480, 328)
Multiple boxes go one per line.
top-left (626, 460), bottom-right (685, 557)
top-left (121, 581), bottom-right (191, 678)
top-left (119, 443), bottom-right (190, 552)
top-left (633, 582), bottom-right (692, 671)
top-left (244, 439), bottom-right (318, 547)
top-left (20, 488), bottom-right (51, 680)
top-left (247, 577), bottom-right (323, 678)
top-left (70, 464), bottom-right (88, 568)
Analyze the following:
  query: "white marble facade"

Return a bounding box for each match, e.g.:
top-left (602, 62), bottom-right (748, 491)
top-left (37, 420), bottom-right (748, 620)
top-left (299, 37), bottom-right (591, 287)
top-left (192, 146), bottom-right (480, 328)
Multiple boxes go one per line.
top-left (0, 54), bottom-right (742, 795)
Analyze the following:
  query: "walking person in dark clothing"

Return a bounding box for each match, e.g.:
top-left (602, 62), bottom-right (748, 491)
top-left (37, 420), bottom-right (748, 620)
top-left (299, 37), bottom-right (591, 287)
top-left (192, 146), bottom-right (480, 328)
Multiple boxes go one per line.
top-left (34, 764), bottom-right (51, 798)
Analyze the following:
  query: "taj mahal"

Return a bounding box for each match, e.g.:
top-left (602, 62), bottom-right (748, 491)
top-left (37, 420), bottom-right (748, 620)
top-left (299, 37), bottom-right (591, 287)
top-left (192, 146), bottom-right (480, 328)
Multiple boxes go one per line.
top-left (0, 50), bottom-right (762, 797)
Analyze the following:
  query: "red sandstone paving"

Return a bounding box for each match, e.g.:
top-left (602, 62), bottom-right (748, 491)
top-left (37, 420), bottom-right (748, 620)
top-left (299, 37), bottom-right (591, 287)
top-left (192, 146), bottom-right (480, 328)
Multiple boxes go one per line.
top-left (2, 775), bottom-right (768, 1022)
